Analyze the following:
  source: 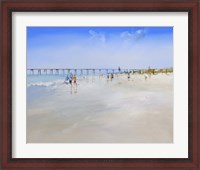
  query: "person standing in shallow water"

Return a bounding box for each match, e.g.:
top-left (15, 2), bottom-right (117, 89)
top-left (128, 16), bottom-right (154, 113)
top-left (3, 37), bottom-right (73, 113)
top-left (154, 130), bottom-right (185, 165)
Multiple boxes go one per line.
top-left (73, 74), bottom-right (77, 93)
top-left (69, 73), bottom-right (72, 85)
top-left (69, 76), bottom-right (72, 86)
top-left (65, 74), bottom-right (69, 84)
top-left (73, 74), bottom-right (77, 86)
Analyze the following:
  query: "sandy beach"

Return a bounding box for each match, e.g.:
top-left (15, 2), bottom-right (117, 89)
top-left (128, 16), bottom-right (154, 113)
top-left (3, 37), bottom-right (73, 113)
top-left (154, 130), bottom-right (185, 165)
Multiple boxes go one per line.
top-left (27, 73), bottom-right (173, 143)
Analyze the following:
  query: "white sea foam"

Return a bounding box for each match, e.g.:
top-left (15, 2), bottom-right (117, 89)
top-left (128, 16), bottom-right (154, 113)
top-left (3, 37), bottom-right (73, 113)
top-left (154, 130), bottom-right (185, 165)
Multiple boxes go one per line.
top-left (27, 79), bottom-right (64, 88)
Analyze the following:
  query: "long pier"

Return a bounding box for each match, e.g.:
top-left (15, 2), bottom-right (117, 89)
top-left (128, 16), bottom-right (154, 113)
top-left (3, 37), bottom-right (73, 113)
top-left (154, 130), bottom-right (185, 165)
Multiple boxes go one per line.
top-left (27, 68), bottom-right (173, 75)
top-left (27, 68), bottom-right (133, 75)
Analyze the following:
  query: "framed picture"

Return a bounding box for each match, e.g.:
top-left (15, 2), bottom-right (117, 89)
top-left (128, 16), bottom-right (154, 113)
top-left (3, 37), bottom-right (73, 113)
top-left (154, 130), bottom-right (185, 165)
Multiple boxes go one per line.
top-left (1, 0), bottom-right (199, 169)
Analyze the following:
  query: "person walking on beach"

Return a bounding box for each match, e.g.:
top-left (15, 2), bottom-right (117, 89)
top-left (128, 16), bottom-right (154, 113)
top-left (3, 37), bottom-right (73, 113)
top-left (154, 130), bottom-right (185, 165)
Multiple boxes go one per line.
top-left (111, 73), bottom-right (114, 81)
top-left (107, 74), bottom-right (109, 80)
top-left (128, 72), bottom-right (130, 81)
top-left (118, 66), bottom-right (121, 73)
top-left (144, 73), bottom-right (148, 80)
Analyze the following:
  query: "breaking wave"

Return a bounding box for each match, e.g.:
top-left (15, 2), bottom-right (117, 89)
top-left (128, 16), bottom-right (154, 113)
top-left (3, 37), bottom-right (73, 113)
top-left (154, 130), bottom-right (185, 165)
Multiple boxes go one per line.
top-left (27, 80), bottom-right (64, 88)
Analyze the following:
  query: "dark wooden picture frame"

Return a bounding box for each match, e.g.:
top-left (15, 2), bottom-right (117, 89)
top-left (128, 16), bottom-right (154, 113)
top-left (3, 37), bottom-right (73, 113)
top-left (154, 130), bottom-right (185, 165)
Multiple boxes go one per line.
top-left (1, 0), bottom-right (199, 169)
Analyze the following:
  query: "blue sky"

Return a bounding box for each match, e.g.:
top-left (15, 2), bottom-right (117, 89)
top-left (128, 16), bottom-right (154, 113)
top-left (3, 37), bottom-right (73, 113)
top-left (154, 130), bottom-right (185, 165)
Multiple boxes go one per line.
top-left (27, 27), bottom-right (173, 69)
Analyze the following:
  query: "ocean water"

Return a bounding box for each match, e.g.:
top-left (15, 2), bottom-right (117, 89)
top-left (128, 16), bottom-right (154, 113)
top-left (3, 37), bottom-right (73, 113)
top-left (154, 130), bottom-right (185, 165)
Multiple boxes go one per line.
top-left (26, 74), bottom-right (108, 108)
top-left (27, 75), bottom-right (65, 85)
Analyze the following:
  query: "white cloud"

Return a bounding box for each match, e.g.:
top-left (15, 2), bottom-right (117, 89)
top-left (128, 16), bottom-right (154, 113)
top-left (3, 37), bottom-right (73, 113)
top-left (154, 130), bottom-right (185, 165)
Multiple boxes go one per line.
top-left (89, 30), bottom-right (106, 43)
top-left (120, 29), bottom-right (146, 41)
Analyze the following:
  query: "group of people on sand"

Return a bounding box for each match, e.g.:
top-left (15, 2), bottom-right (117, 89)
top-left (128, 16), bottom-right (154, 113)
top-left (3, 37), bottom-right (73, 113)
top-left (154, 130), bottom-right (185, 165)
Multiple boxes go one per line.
top-left (64, 69), bottom-right (151, 87)
top-left (107, 72), bottom-right (131, 81)
top-left (65, 73), bottom-right (77, 86)
top-left (127, 72), bottom-right (151, 81)
top-left (107, 73), bottom-right (114, 81)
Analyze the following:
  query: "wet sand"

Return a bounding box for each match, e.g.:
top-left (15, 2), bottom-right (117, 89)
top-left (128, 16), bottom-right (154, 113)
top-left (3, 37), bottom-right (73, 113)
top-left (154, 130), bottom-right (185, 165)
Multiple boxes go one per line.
top-left (27, 73), bottom-right (173, 143)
